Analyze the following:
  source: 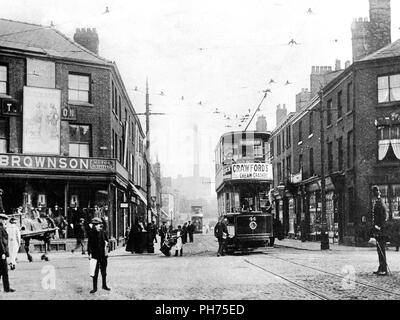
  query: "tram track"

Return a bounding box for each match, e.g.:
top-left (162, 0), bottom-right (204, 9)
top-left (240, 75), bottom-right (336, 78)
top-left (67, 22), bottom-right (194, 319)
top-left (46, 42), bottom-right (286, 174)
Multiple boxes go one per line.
top-left (262, 253), bottom-right (400, 298)
top-left (243, 259), bottom-right (330, 300)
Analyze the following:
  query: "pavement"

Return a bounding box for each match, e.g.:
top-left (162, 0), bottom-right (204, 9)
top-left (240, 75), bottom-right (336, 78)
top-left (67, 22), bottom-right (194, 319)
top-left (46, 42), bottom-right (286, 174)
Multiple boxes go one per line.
top-left (1, 234), bottom-right (399, 300)
top-left (274, 238), bottom-right (376, 251)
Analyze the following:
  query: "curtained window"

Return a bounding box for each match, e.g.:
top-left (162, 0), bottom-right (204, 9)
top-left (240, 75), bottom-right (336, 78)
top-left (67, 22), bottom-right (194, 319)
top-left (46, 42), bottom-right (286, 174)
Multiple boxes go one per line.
top-left (378, 74), bottom-right (400, 103)
top-left (378, 125), bottom-right (400, 161)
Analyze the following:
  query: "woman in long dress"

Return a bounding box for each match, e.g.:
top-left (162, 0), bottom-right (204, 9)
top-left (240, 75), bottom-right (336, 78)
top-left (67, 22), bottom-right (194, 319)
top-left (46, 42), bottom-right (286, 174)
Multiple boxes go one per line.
top-left (7, 218), bottom-right (21, 270)
top-left (172, 225), bottom-right (183, 257)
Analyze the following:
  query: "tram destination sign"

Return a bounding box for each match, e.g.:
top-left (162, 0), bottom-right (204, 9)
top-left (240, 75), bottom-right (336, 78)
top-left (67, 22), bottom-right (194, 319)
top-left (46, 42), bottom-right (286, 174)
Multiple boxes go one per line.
top-left (0, 154), bottom-right (115, 172)
top-left (231, 163), bottom-right (272, 181)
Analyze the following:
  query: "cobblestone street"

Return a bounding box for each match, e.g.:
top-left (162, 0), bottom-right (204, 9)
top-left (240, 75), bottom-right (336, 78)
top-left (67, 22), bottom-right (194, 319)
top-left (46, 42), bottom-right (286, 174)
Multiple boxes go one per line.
top-left (1, 234), bottom-right (400, 300)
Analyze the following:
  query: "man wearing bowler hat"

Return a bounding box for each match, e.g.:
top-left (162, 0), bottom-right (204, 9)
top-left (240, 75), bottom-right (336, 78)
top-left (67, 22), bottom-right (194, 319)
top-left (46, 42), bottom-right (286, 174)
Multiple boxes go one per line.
top-left (0, 213), bottom-right (15, 292)
top-left (87, 217), bottom-right (111, 293)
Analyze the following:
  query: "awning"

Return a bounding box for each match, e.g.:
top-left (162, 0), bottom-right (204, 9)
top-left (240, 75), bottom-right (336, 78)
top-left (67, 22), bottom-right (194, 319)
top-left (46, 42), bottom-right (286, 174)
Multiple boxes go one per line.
top-left (130, 183), bottom-right (147, 206)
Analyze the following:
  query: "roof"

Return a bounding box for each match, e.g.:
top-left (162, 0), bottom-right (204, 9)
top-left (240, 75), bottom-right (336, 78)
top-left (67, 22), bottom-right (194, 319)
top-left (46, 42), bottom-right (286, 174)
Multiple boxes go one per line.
top-left (360, 38), bottom-right (400, 62)
top-left (0, 18), bottom-right (111, 65)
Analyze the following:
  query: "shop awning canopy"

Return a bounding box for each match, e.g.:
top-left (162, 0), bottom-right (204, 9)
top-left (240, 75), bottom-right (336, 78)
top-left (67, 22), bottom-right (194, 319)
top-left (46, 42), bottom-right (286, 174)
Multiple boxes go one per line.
top-left (130, 183), bottom-right (147, 206)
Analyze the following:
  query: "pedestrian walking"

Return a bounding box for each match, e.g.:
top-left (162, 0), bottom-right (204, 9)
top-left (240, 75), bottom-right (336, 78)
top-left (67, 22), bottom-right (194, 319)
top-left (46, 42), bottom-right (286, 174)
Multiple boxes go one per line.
top-left (0, 213), bottom-right (15, 292)
top-left (214, 217), bottom-right (229, 257)
top-left (172, 225), bottom-right (183, 256)
top-left (158, 221), bottom-right (167, 248)
top-left (182, 222), bottom-right (188, 244)
top-left (6, 217), bottom-right (20, 270)
top-left (87, 217), bottom-right (110, 293)
top-left (371, 186), bottom-right (389, 276)
top-left (124, 227), bottom-right (130, 246)
top-left (126, 220), bottom-right (143, 254)
top-left (188, 221), bottom-right (195, 242)
top-left (71, 218), bottom-right (86, 254)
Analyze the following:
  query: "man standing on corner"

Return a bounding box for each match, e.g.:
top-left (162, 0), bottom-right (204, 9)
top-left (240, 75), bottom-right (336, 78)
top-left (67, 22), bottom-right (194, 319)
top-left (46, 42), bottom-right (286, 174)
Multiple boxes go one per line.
top-left (214, 217), bottom-right (229, 257)
top-left (371, 186), bottom-right (388, 276)
top-left (0, 214), bottom-right (15, 292)
top-left (88, 217), bottom-right (111, 293)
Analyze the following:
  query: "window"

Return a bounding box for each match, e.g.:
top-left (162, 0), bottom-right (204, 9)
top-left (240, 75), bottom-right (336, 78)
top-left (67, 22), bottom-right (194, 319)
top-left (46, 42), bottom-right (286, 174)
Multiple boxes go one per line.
top-left (0, 66), bottom-right (7, 94)
top-left (277, 134), bottom-right (281, 155)
top-left (286, 126), bottom-right (291, 148)
top-left (347, 131), bottom-right (354, 168)
top-left (377, 125), bottom-right (400, 161)
top-left (378, 74), bottom-right (400, 103)
top-left (277, 163), bottom-right (282, 183)
top-left (281, 132), bottom-right (285, 152)
top-left (112, 81), bottom-right (115, 113)
top-left (327, 142), bottom-right (333, 173)
top-left (68, 74), bottom-right (90, 103)
top-left (309, 148), bottom-right (314, 176)
top-left (114, 132), bottom-right (118, 159)
top-left (254, 139), bottom-right (263, 158)
top-left (298, 154), bottom-right (303, 172)
top-left (347, 82), bottom-right (353, 112)
top-left (118, 96), bottom-right (122, 120)
top-left (338, 137), bottom-right (343, 171)
top-left (298, 120), bottom-right (303, 142)
top-left (69, 124), bottom-right (91, 157)
top-left (327, 99), bottom-right (333, 126)
top-left (309, 112), bottom-right (313, 135)
top-left (282, 159), bottom-right (285, 179)
top-left (286, 156), bottom-right (291, 175)
top-left (337, 91), bottom-right (343, 119)
top-left (0, 119), bottom-right (8, 152)
top-left (270, 138), bottom-right (275, 157)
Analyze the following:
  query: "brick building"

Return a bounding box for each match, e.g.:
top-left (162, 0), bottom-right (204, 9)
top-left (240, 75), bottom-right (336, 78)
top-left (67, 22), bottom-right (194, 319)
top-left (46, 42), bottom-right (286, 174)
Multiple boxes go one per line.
top-left (0, 19), bottom-right (151, 250)
top-left (269, 0), bottom-right (399, 245)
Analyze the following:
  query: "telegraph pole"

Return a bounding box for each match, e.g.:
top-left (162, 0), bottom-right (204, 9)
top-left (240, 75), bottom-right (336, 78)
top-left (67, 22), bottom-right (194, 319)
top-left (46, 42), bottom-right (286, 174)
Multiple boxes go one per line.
top-left (319, 88), bottom-right (329, 250)
top-left (146, 79), bottom-right (152, 223)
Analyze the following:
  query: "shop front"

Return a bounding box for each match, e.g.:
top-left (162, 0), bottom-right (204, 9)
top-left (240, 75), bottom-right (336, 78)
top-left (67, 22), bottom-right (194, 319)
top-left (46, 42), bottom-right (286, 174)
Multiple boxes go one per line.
top-left (0, 153), bottom-right (131, 251)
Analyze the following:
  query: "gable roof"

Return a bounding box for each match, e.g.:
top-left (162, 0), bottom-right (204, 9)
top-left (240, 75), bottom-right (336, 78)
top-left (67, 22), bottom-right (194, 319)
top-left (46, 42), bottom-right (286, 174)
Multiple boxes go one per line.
top-left (360, 38), bottom-right (400, 62)
top-left (0, 18), bottom-right (111, 65)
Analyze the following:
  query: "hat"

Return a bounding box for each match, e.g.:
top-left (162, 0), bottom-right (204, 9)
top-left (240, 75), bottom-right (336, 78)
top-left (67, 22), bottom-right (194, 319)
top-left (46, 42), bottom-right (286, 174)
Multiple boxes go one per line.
top-left (9, 217), bottom-right (17, 223)
top-left (0, 213), bottom-right (8, 220)
top-left (79, 218), bottom-right (85, 222)
top-left (91, 217), bottom-right (103, 225)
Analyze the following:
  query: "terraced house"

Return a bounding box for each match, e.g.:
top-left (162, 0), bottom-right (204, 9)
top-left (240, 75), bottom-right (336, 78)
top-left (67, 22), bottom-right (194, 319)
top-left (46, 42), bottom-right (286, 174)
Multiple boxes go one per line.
top-left (0, 18), bottom-right (151, 250)
top-left (269, 0), bottom-right (400, 245)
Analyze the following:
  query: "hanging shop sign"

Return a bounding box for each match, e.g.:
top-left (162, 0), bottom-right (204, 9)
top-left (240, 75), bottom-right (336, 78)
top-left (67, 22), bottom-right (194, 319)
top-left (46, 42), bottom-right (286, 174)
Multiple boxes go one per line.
top-left (0, 154), bottom-right (115, 172)
top-left (231, 163), bottom-right (272, 180)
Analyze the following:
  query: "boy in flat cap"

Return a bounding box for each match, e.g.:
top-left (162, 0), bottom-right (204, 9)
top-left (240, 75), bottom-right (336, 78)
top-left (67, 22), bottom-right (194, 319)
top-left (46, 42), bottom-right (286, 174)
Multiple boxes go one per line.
top-left (87, 217), bottom-right (110, 293)
top-left (0, 213), bottom-right (15, 292)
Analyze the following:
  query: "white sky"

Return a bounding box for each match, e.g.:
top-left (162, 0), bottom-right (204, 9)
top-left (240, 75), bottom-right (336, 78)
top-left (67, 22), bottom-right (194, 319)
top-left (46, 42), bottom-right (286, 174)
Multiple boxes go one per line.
top-left (1, 0), bottom-right (400, 180)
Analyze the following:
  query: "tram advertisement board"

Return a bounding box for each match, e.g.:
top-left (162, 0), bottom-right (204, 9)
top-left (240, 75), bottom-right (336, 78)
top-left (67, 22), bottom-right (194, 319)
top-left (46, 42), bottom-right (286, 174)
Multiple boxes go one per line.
top-left (231, 163), bottom-right (272, 180)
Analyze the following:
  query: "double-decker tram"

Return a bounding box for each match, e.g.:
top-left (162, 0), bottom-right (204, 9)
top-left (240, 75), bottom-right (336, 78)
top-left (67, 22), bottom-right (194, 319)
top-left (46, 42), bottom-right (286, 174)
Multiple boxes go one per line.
top-left (215, 130), bottom-right (273, 253)
top-left (191, 205), bottom-right (203, 234)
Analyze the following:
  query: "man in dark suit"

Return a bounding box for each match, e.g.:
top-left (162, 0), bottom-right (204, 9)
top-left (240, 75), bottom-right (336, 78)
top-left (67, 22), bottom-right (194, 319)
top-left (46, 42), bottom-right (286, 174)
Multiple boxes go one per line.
top-left (372, 186), bottom-right (388, 276)
top-left (182, 222), bottom-right (188, 244)
top-left (88, 217), bottom-right (111, 293)
top-left (0, 213), bottom-right (15, 292)
top-left (188, 221), bottom-right (195, 243)
top-left (214, 217), bottom-right (229, 257)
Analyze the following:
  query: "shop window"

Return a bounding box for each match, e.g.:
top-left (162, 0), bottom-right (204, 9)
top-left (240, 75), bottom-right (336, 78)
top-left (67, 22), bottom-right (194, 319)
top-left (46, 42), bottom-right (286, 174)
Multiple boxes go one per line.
top-left (0, 65), bottom-right (7, 94)
top-left (378, 74), bottom-right (400, 103)
top-left (378, 125), bottom-right (400, 161)
top-left (0, 119), bottom-right (8, 153)
top-left (392, 185), bottom-right (400, 220)
top-left (69, 124), bottom-right (91, 157)
top-left (68, 73), bottom-right (90, 103)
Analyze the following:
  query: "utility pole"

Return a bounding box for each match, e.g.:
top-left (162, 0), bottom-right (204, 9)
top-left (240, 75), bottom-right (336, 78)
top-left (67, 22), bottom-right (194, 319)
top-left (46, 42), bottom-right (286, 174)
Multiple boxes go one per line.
top-left (319, 88), bottom-right (329, 250)
top-left (146, 79), bottom-right (152, 224)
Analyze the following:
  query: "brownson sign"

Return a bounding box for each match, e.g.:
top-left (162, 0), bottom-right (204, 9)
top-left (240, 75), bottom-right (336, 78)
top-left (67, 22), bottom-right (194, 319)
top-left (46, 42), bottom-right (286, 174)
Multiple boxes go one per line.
top-left (0, 154), bottom-right (115, 172)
